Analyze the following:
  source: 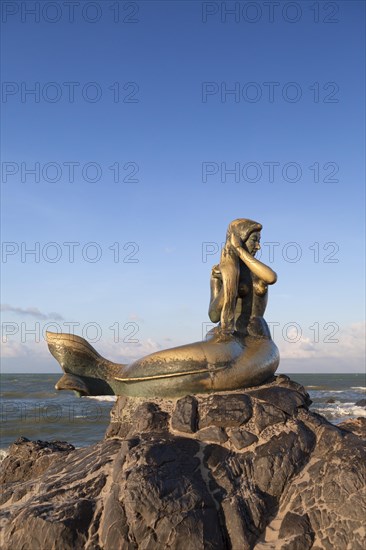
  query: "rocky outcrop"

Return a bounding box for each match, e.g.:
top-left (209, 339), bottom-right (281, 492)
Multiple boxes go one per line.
top-left (0, 438), bottom-right (75, 485)
top-left (338, 416), bottom-right (366, 439)
top-left (0, 375), bottom-right (365, 549)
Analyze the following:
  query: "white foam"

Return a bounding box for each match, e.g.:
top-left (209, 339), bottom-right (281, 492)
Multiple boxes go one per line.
top-left (85, 396), bottom-right (117, 402)
top-left (0, 449), bottom-right (8, 462)
top-left (313, 403), bottom-right (366, 418)
top-left (351, 387), bottom-right (366, 391)
top-left (309, 390), bottom-right (345, 399)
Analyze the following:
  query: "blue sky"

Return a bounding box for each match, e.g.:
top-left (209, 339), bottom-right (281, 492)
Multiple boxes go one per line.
top-left (1, 0), bottom-right (365, 373)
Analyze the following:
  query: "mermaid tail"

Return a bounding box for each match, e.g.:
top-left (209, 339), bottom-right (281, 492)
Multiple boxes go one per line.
top-left (46, 324), bottom-right (279, 398)
top-left (47, 332), bottom-right (123, 396)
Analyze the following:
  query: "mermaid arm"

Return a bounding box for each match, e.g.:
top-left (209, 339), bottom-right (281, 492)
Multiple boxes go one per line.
top-left (208, 264), bottom-right (223, 322)
top-left (230, 234), bottom-right (277, 285)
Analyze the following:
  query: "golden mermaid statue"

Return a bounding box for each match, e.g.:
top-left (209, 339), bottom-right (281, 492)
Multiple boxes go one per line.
top-left (47, 219), bottom-right (279, 398)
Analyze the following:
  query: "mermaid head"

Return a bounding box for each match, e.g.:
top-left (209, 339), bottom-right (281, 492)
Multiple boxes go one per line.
top-left (226, 218), bottom-right (262, 244)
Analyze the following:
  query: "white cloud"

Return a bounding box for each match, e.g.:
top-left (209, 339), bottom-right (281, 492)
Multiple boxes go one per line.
top-left (97, 337), bottom-right (163, 364)
top-left (127, 312), bottom-right (145, 322)
top-left (1, 304), bottom-right (64, 321)
top-left (1, 339), bottom-right (48, 359)
top-left (1, 340), bottom-right (30, 358)
top-left (278, 322), bottom-right (365, 360)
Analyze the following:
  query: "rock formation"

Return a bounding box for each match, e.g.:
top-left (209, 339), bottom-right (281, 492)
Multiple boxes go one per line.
top-left (1, 375), bottom-right (365, 549)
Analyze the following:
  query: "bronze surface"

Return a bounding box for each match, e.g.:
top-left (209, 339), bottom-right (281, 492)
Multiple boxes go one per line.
top-left (47, 218), bottom-right (280, 397)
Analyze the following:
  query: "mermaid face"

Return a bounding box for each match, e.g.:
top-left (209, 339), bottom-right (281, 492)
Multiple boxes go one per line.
top-left (245, 231), bottom-right (261, 256)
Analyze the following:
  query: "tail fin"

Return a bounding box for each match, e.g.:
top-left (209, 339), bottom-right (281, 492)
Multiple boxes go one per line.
top-left (46, 331), bottom-right (103, 370)
top-left (46, 331), bottom-right (119, 396)
top-left (55, 373), bottom-right (91, 396)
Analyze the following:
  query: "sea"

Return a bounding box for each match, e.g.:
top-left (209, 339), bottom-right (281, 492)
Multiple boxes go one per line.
top-left (1, 373), bottom-right (365, 460)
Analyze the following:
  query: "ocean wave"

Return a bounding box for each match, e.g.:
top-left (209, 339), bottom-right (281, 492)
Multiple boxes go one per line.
top-left (350, 387), bottom-right (366, 391)
top-left (308, 390), bottom-right (348, 399)
top-left (86, 396), bottom-right (117, 402)
top-left (309, 390), bottom-right (344, 394)
top-left (312, 403), bottom-right (366, 419)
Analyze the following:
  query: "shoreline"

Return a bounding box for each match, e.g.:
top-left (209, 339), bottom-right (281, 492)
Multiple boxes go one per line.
top-left (1, 372), bottom-right (365, 453)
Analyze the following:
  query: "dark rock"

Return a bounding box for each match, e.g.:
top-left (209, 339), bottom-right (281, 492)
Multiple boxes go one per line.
top-left (0, 439), bottom-right (120, 548)
top-left (229, 428), bottom-right (258, 450)
top-left (198, 393), bottom-right (252, 429)
top-left (278, 512), bottom-right (314, 550)
top-left (254, 401), bottom-right (287, 432)
top-left (101, 436), bottom-right (227, 549)
top-left (105, 395), bottom-right (131, 439)
top-left (252, 423), bottom-right (315, 497)
top-left (247, 385), bottom-right (310, 415)
top-left (196, 426), bottom-right (228, 444)
top-left (326, 398), bottom-right (336, 403)
top-left (355, 398), bottom-right (366, 407)
top-left (313, 423), bottom-right (345, 456)
top-left (132, 402), bottom-right (168, 433)
top-left (106, 400), bottom-right (169, 439)
top-left (171, 395), bottom-right (198, 433)
top-left (338, 417), bottom-right (366, 439)
top-left (0, 376), bottom-right (364, 549)
top-left (274, 374), bottom-right (312, 403)
top-left (0, 437), bottom-right (75, 484)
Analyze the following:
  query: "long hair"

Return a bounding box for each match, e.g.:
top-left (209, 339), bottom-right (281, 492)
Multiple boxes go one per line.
top-left (226, 218), bottom-right (262, 243)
